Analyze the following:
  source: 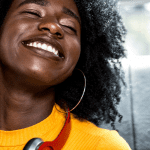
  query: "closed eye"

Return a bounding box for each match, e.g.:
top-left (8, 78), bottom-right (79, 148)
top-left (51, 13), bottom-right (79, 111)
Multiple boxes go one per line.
top-left (22, 10), bottom-right (41, 18)
top-left (63, 25), bottom-right (77, 34)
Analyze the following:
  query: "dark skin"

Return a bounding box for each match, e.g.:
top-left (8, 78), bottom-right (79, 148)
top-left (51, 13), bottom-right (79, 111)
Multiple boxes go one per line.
top-left (0, 0), bottom-right (81, 131)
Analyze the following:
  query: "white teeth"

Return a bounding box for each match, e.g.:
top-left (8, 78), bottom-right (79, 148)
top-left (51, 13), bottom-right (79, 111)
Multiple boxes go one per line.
top-left (41, 43), bottom-right (47, 50)
top-left (26, 42), bottom-right (59, 56)
top-left (52, 48), bottom-right (54, 53)
top-left (29, 43), bottom-right (33, 46)
top-left (33, 42), bottom-right (37, 47)
top-left (52, 48), bottom-right (58, 56)
top-left (54, 51), bottom-right (58, 55)
top-left (37, 43), bottom-right (42, 48)
top-left (48, 46), bottom-right (52, 52)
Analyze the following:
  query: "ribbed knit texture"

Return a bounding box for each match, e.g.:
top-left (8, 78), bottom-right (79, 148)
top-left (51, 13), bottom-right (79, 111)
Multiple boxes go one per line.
top-left (0, 104), bottom-right (131, 150)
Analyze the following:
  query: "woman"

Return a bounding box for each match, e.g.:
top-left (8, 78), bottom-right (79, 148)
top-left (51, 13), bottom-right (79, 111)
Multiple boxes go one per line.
top-left (0, 0), bottom-right (131, 149)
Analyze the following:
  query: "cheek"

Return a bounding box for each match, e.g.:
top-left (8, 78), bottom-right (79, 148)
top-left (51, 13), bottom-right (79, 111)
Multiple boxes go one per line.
top-left (71, 39), bottom-right (81, 62)
top-left (0, 19), bottom-right (36, 70)
top-left (64, 37), bottom-right (81, 75)
top-left (2, 16), bottom-right (38, 40)
top-left (0, 20), bottom-right (24, 58)
top-left (0, 19), bottom-right (27, 46)
top-left (66, 37), bottom-right (81, 59)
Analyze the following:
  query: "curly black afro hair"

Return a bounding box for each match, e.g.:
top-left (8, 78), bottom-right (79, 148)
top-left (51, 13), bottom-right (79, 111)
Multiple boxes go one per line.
top-left (56, 0), bottom-right (127, 128)
top-left (0, 0), bottom-right (126, 128)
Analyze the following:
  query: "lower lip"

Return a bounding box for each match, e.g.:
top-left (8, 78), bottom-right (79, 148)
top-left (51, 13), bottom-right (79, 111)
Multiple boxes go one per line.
top-left (22, 44), bottom-right (63, 61)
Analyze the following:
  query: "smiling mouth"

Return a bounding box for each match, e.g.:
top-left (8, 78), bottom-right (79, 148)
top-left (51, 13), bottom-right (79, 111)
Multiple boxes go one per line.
top-left (22, 39), bottom-right (64, 58)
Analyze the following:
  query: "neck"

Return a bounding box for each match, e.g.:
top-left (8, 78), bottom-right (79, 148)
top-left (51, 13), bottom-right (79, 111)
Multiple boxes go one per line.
top-left (0, 65), bottom-right (55, 131)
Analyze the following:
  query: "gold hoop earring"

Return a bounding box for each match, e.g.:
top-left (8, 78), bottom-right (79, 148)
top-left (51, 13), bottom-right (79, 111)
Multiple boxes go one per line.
top-left (55, 69), bottom-right (86, 113)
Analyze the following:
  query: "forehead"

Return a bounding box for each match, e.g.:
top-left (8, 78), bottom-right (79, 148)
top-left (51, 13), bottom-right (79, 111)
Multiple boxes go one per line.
top-left (10, 0), bottom-right (79, 13)
top-left (7, 0), bottom-right (80, 23)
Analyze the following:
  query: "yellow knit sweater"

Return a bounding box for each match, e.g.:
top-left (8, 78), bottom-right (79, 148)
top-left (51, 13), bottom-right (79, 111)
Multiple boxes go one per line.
top-left (0, 104), bottom-right (131, 150)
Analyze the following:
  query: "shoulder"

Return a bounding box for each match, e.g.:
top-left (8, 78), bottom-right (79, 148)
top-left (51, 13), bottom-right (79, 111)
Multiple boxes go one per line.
top-left (71, 115), bottom-right (131, 150)
top-left (96, 130), bottom-right (131, 150)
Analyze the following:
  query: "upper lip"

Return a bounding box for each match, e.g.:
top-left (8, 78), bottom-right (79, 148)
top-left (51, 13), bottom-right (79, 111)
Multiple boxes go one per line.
top-left (22, 36), bottom-right (64, 58)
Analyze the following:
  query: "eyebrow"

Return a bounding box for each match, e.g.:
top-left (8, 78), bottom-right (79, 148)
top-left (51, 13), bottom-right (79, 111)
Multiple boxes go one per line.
top-left (18, 0), bottom-right (49, 7)
top-left (62, 7), bottom-right (81, 25)
top-left (18, 0), bottom-right (81, 24)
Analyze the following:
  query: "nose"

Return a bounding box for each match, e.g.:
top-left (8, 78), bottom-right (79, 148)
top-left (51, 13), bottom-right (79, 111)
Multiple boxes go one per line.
top-left (38, 20), bottom-right (64, 39)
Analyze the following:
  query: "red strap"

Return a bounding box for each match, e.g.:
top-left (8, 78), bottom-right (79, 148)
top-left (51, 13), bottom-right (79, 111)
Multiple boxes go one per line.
top-left (38, 109), bottom-right (71, 150)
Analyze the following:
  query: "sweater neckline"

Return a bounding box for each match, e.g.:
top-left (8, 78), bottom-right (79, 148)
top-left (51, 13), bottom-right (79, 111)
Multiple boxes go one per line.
top-left (0, 104), bottom-right (65, 147)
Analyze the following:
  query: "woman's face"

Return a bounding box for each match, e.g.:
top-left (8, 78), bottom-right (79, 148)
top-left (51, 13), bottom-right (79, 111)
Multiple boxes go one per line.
top-left (0, 0), bottom-right (81, 86)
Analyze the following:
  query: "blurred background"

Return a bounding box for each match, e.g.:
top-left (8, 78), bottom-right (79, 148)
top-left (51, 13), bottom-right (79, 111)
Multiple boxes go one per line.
top-left (100, 0), bottom-right (150, 150)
